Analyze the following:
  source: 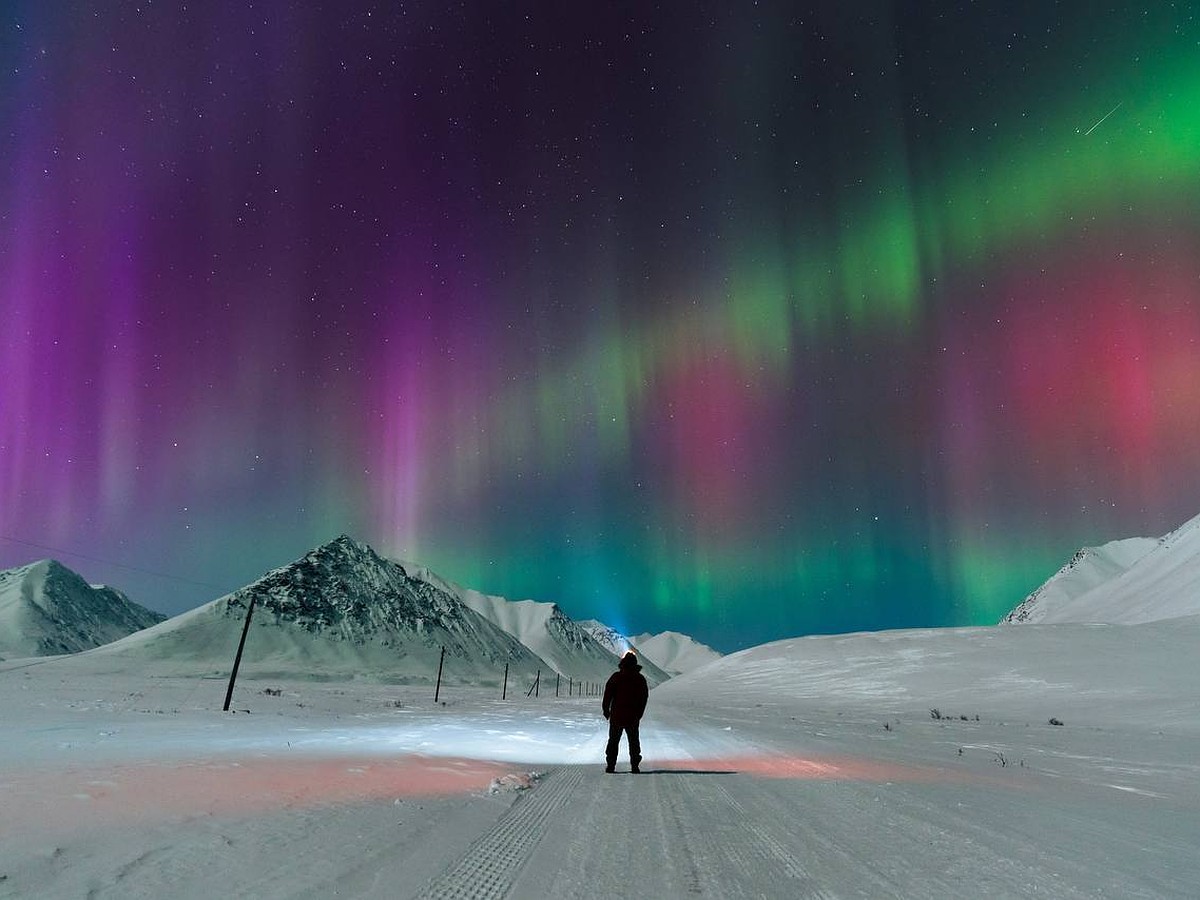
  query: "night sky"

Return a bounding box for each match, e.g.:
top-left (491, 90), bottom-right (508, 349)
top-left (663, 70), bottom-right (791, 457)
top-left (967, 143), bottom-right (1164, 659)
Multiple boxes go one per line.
top-left (3, 2), bottom-right (1199, 652)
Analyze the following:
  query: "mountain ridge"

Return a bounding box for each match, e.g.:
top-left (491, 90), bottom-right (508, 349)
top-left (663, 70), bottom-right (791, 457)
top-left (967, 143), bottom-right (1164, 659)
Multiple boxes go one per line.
top-left (4, 536), bottom-right (716, 684)
top-left (82, 536), bottom-right (548, 682)
top-left (401, 563), bottom-right (672, 685)
top-left (0, 559), bottom-right (165, 659)
top-left (1003, 511), bottom-right (1200, 625)
top-left (629, 630), bottom-right (722, 675)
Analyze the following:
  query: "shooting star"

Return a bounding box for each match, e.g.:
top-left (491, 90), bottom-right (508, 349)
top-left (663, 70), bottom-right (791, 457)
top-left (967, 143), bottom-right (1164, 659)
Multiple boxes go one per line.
top-left (1084, 102), bottom-right (1122, 136)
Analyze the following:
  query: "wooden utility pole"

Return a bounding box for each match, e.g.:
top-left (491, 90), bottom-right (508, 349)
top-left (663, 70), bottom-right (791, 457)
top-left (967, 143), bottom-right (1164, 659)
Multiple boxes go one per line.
top-left (223, 594), bottom-right (257, 712)
top-left (434, 646), bottom-right (446, 703)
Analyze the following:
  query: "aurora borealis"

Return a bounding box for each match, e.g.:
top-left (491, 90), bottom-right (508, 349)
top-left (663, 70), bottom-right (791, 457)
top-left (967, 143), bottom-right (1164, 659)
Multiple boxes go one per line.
top-left (2, 2), bottom-right (1199, 651)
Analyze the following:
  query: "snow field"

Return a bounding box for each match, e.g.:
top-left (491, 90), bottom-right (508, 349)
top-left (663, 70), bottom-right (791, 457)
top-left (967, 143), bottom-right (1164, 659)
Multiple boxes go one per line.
top-left (3, 614), bottom-right (1199, 899)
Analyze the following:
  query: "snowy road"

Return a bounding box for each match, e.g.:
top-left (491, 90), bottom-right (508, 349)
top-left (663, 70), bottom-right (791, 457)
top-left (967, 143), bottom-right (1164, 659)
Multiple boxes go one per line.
top-left (3, 633), bottom-right (1200, 899)
top-left (410, 700), bottom-right (1197, 900)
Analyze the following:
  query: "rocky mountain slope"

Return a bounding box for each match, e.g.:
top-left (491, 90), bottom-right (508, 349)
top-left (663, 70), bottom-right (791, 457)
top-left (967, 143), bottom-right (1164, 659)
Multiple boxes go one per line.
top-left (9, 537), bottom-right (713, 685)
top-left (577, 619), bottom-right (631, 655)
top-left (84, 536), bottom-right (547, 683)
top-left (0, 559), bottom-right (164, 659)
top-left (403, 566), bottom-right (671, 686)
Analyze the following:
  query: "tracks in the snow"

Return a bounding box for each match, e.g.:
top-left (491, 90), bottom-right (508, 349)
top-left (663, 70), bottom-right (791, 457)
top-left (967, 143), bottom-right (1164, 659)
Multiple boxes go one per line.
top-left (421, 764), bottom-right (826, 900)
top-left (420, 767), bottom-right (586, 899)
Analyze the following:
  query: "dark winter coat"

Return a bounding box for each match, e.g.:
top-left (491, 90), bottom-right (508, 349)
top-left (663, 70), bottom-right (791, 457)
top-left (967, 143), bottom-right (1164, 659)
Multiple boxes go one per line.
top-left (602, 661), bottom-right (649, 726)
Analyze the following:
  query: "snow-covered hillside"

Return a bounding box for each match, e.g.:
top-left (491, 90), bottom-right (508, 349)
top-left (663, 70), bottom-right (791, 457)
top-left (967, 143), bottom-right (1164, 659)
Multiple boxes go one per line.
top-left (82, 536), bottom-right (546, 683)
top-left (1003, 511), bottom-right (1200, 624)
top-left (578, 620), bottom-right (719, 677)
top-left (630, 630), bottom-right (722, 675)
top-left (0, 559), bottom-right (164, 658)
top-left (577, 619), bottom-right (630, 655)
top-left (3, 612), bottom-right (1198, 898)
top-left (655, 617), bottom-right (1200, 729)
top-left (404, 566), bottom-right (670, 686)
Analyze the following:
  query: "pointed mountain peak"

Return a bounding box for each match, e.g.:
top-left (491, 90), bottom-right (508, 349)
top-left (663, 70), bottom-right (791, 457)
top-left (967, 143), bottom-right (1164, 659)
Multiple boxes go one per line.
top-left (2, 558), bottom-right (88, 593)
top-left (315, 533), bottom-right (374, 556)
top-left (295, 535), bottom-right (400, 573)
top-left (6, 557), bottom-right (59, 577)
top-left (123, 539), bottom-right (548, 682)
top-left (0, 557), bottom-right (164, 657)
top-left (40, 558), bottom-right (85, 582)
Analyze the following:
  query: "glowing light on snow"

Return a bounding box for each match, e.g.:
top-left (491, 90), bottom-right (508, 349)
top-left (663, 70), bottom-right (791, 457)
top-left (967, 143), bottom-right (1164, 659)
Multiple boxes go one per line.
top-left (0, 757), bottom-right (513, 836)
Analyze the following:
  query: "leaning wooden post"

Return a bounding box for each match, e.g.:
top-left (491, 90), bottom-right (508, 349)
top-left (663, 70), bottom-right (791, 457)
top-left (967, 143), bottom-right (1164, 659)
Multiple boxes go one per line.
top-left (502, 663), bottom-right (509, 700)
top-left (223, 594), bottom-right (257, 712)
top-left (434, 646), bottom-right (446, 703)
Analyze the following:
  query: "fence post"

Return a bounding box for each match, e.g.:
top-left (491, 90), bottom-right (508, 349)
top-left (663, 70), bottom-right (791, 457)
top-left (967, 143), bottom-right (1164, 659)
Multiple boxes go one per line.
top-left (223, 594), bottom-right (257, 712)
top-left (434, 646), bottom-right (445, 703)
top-left (556, 672), bottom-right (560, 697)
top-left (502, 662), bottom-right (509, 700)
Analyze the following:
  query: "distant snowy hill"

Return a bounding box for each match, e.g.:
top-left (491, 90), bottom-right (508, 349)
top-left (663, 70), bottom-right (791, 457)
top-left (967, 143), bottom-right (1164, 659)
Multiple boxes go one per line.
top-left (1003, 511), bottom-right (1200, 625)
top-left (630, 630), bottom-right (722, 675)
top-left (578, 619), bottom-right (631, 655)
top-left (403, 567), bottom-right (671, 686)
top-left (85, 536), bottom-right (546, 682)
top-left (655, 616), bottom-right (1200, 730)
top-left (578, 620), bottom-right (718, 677)
top-left (0, 559), bottom-right (164, 659)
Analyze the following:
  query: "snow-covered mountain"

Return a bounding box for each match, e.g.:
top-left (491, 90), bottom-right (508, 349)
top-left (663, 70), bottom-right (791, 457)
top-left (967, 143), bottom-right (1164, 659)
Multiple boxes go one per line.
top-left (630, 630), bottom-right (722, 675)
top-left (1003, 511), bottom-right (1200, 624)
top-left (85, 536), bottom-right (546, 682)
top-left (402, 566), bottom-right (671, 686)
top-left (8, 536), bottom-right (696, 685)
top-left (0, 559), bottom-right (164, 659)
top-left (578, 620), bottom-right (718, 677)
top-left (577, 619), bottom-right (631, 655)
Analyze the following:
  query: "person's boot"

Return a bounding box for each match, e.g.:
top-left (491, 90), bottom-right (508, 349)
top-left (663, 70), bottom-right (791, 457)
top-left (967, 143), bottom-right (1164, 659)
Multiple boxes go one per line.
top-left (631, 755), bottom-right (641, 774)
top-left (604, 762), bottom-right (615, 773)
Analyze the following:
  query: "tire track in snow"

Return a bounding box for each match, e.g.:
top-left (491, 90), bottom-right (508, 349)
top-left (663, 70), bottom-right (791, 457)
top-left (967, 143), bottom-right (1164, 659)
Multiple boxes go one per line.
top-left (668, 771), bottom-right (838, 899)
top-left (703, 777), bottom-right (833, 895)
top-left (421, 766), bottom-right (585, 900)
top-left (526, 765), bottom-right (707, 898)
top-left (516, 764), bottom-right (835, 898)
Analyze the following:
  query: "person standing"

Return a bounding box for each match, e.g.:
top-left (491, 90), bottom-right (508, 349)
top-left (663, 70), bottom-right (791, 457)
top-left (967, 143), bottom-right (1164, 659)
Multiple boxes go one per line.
top-left (602, 650), bottom-right (649, 773)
